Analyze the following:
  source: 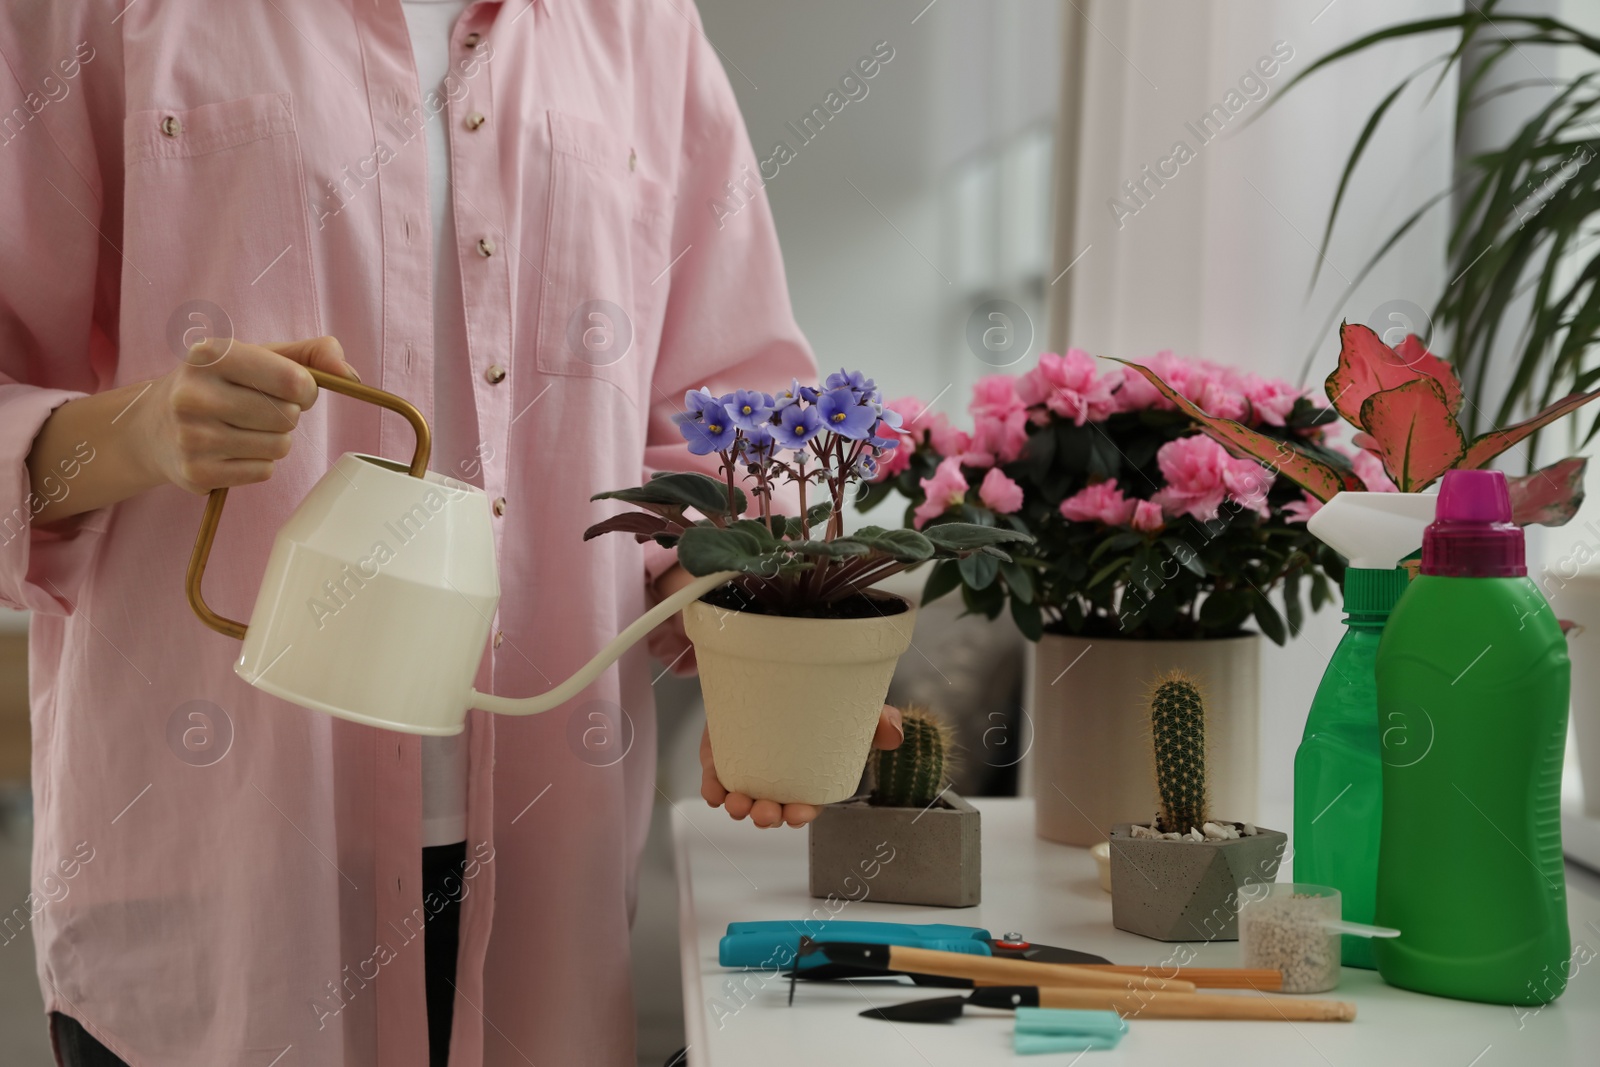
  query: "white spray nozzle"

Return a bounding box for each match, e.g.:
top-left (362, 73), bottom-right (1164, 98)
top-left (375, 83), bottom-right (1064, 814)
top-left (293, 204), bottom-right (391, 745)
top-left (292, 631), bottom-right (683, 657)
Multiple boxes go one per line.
top-left (1307, 491), bottom-right (1437, 570)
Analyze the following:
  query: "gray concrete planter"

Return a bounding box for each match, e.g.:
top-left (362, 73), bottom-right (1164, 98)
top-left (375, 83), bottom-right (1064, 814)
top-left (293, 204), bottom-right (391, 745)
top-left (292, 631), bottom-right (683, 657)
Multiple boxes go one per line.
top-left (809, 793), bottom-right (981, 907)
top-left (1107, 822), bottom-right (1287, 941)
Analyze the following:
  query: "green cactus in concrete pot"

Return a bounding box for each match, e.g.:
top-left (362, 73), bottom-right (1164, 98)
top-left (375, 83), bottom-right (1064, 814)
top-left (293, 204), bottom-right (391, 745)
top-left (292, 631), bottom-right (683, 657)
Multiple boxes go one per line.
top-left (811, 705), bottom-right (980, 906)
top-left (1150, 672), bottom-right (1209, 835)
top-left (869, 706), bottom-right (951, 807)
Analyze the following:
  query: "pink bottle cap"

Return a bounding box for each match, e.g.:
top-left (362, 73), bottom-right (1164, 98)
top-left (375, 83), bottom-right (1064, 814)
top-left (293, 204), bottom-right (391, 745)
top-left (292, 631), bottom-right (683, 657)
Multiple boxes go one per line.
top-left (1421, 469), bottom-right (1525, 578)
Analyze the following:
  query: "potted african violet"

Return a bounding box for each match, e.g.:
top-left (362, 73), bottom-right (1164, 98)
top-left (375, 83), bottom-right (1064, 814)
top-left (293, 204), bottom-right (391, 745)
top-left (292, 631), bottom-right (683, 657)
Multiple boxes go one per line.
top-left (586, 371), bottom-right (1031, 805)
top-left (809, 706), bottom-right (980, 907)
top-left (1108, 673), bottom-right (1286, 942)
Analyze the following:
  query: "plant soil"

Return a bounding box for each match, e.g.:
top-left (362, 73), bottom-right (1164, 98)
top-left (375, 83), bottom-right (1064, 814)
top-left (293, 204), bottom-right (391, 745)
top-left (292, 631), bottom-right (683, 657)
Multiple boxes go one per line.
top-left (701, 584), bottom-right (909, 620)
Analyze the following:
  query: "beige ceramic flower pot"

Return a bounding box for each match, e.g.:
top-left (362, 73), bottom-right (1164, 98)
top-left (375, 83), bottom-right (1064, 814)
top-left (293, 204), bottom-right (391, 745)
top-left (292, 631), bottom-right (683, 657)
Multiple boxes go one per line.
top-left (684, 594), bottom-right (916, 805)
top-left (1028, 633), bottom-right (1260, 846)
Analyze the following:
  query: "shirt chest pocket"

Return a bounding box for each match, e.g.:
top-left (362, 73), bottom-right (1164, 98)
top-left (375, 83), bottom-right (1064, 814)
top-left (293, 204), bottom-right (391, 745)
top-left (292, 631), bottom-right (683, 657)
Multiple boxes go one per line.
top-left (121, 93), bottom-right (318, 378)
top-left (535, 110), bottom-right (675, 404)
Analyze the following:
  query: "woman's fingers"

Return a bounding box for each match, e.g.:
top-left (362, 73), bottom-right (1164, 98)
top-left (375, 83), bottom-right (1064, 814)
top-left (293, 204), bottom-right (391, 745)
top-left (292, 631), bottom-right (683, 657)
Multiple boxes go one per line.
top-left (872, 704), bottom-right (905, 750)
top-left (782, 803), bottom-right (821, 828)
top-left (700, 710), bottom-right (906, 828)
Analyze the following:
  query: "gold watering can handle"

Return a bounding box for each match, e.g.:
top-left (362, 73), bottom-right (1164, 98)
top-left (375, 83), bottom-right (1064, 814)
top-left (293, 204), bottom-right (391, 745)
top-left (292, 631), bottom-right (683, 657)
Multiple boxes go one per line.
top-left (186, 368), bottom-right (432, 639)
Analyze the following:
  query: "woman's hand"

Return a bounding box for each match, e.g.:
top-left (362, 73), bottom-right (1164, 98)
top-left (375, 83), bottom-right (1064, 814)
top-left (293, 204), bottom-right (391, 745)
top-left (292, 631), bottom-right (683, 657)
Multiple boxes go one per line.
top-left (647, 563), bottom-right (699, 673)
top-left (134, 335), bottom-right (360, 494)
top-left (700, 705), bottom-right (905, 828)
top-left (26, 335), bottom-right (360, 526)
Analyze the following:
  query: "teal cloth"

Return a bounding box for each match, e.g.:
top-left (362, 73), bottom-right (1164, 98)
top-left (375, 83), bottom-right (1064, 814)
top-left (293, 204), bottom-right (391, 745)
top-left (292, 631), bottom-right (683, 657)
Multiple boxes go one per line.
top-left (1015, 1032), bottom-right (1123, 1054)
top-left (1013, 1008), bottom-right (1127, 1054)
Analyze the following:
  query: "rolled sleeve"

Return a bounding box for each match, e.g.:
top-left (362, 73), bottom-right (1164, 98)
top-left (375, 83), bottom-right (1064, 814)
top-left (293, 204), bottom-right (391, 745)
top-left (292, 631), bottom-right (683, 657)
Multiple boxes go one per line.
top-left (0, 384), bottom-right (95, 613)
top-left (642, 11), bottom-right (817, 586)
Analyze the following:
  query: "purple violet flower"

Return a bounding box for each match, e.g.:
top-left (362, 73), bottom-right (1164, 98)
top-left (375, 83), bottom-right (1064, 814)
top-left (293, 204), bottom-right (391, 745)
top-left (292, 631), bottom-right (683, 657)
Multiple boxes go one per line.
top-left (724, 389), bottom-right (775, 431)
top-left (773, 378), bottom-right (819, 411)
top-left (825, 368), bottom-right (878, 402)
top-left (742, 426), bottom-right (777, 464)
top-left (677, 388), bottom-right (737, 455)
top-left (817, 387), bottom-right (877, 440)
top-left (868, 418), bottom-right (900, 450)
top-left (776, 404), bottom-right (823, 450)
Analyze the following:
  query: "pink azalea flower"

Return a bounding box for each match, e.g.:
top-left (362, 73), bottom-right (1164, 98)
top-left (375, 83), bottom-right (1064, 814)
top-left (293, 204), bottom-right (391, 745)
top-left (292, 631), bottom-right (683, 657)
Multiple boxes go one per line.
top-left (1222, 456), bottom-right (1274, 519)
top-left (1017, 349), bottom-right (1118, 426)
top-left (970, 374), bottom-right (1027, 420)
top-left (1283, 492), bottom-right (1324, 524)
top-left (978, 467), bottom-right (1025, 514)
top-left (1059, 479), bottom-right (1137, 526)
top-left (926, 414), bottom-right (972, 460)
top-left (1196, 374), bottom-right (1248, 422)
top-left (1109, 351), bottom-right (1209, 413)
top-left (1130, 499), bottom-right (1165, 533)
top-left (969, 408), bottom-right (1029, 466)
top-left (1151, 435), bottom-right (1231, 521)
top-left (1242, 375), bottom-right (1302, 427)
top-left (913, 457), bottom-right (969, 529)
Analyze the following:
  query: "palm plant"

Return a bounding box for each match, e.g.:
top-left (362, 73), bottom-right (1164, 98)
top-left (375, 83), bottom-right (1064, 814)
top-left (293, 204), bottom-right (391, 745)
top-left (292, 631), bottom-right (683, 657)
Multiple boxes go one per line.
top-left (1289, 0), bottom-right (1600, 445)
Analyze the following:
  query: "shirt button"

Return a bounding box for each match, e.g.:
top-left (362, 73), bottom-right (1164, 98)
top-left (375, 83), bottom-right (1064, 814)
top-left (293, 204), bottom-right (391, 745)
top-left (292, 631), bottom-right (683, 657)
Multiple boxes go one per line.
top-left (477, 238), bottom-right (495, 257)
top-left (484, 364), bottom-right (507, 384)
top-left (493, 630), bottom-right (504, 649)
top-left (465, 112), bottom-right (486, 131)
top-left (463, 32), bottom-right (482, 48)
top-left (160, 115), bottom-right (182, 137)
top-left (492, 497), bottom-right (507, 517)
top-left (628, 149), bottom-right (637, 172)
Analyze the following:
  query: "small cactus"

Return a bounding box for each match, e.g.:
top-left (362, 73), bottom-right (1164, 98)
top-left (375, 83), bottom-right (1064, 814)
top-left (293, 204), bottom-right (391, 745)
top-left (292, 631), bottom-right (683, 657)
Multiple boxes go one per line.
top-left (869, 706), bottom-right (951, 807)
top-left (1150, 673), bottom-right (1208, 834)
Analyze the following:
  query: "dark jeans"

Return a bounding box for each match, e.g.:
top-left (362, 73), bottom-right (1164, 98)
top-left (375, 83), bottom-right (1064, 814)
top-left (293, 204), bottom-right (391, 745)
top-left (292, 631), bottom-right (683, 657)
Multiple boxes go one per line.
top-left (52, 842), bottom-right (466, 1067)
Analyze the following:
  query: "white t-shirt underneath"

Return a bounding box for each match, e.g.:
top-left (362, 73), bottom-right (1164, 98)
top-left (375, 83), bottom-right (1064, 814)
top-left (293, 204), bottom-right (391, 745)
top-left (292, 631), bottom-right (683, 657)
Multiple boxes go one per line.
top-left (403, 0), bottom-right (475, 847)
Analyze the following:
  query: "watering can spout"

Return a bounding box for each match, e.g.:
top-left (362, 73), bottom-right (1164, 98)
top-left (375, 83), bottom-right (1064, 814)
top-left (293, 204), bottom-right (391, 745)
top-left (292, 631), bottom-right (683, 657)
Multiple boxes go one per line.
top-left (467, 569), bottom-right (738, 717)
top-left (185, 368), bottom-right (740, 735)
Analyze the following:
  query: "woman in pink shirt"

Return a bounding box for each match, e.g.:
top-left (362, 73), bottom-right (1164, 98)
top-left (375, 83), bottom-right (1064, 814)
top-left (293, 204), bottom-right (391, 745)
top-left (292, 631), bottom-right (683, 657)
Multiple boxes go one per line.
top-left (0, 2), bottom-right (900, 1065)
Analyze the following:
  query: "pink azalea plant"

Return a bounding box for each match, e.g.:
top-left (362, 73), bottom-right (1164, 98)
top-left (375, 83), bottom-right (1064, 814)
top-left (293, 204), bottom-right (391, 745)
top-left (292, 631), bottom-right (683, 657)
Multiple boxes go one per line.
top-left (1118, 322), bottom-right (1596, 527)
top-left (864, 351), bottom-right (1346, 643)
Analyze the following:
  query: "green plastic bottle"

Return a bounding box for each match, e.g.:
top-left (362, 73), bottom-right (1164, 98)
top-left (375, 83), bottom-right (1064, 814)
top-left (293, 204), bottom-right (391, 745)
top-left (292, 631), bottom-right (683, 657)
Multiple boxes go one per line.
top-left (1374, 470), bottom-right (1570, 1005)
top-left (1294, 565), bottom-right (1410, 969)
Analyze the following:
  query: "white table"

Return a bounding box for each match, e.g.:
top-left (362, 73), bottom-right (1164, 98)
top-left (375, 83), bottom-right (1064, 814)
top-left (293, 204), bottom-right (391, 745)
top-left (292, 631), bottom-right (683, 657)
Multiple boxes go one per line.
top-left (672, 797), bottom-right (1600, 1065)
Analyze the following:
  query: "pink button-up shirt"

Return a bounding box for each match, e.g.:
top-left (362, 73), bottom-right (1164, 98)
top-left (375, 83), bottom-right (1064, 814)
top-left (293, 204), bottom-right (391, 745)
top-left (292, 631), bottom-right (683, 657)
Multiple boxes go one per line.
top-left (0, 2), bottom-right (813, 1064)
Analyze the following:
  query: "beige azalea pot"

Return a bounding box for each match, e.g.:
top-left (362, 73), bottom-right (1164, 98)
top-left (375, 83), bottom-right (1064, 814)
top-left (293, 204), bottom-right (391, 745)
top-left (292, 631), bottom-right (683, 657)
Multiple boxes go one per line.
top-left (1027, 633), bottom-right (1260, 846)
top-left (684, 593), bottom-right (916, 805)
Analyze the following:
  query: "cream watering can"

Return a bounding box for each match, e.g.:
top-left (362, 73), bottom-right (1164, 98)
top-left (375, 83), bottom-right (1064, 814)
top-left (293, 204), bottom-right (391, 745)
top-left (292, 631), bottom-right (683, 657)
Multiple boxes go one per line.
top-left (187, 370), bottom-right (735, 735)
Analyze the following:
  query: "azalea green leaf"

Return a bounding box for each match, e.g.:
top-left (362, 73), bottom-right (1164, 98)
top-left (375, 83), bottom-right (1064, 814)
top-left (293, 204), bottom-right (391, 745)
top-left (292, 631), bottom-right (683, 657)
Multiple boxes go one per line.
top-left (921, 559), bottom-right (963, 604)
top-left (1010, 595), bottom-right (1044, 641)
top-left (1000, 560), bottom-right (1035, 604)
top-left (1252, 592), bottom-right (1288, 647)
top-left (958, 551), bottom-right (1000, 590)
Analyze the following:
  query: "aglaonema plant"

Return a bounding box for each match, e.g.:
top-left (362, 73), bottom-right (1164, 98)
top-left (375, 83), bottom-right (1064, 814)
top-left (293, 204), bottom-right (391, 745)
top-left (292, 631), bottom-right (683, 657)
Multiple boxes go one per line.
top-left (584, 370), bottom-right (1032, 615)
top-left (1115, 321), bottom-right (1598, 526)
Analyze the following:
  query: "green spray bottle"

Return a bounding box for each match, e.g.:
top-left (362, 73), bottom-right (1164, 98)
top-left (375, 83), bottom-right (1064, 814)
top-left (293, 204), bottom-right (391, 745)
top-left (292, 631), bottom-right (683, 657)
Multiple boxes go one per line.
top-left (1296, 492), bottom-right (1436, 968)
top-left (1374, 469), bottom-right (1570, 1005)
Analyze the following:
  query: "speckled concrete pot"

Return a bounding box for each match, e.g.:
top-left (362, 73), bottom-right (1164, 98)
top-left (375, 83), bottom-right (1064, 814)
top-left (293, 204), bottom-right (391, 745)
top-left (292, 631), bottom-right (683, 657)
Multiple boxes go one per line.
top-left (809, 792), bottom-right (981, 907)
top-left (1107, 822), bottom-right (1287, 942)
top-left (685, 594), bottom-right (916, 806)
